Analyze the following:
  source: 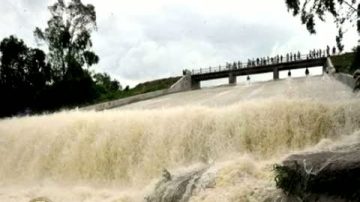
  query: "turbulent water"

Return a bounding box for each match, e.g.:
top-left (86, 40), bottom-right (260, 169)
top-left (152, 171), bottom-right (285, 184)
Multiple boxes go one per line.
top-left (0, 76), bottom-right (359, 202)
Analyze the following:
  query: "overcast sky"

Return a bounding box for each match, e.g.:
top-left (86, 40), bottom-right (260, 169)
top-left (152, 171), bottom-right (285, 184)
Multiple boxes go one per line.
top-left (0, 0), bottom-right (358, 87)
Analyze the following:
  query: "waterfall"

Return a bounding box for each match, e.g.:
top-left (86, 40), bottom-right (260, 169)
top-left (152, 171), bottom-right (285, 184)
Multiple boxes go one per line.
top-left (0, 76), bottom-right (359, 201)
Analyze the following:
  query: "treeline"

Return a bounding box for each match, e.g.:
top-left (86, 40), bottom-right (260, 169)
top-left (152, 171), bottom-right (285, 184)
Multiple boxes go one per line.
top-left (0, 35), bottom-right (121, 117)
top-left (0, 0), bottom-right (121, 118)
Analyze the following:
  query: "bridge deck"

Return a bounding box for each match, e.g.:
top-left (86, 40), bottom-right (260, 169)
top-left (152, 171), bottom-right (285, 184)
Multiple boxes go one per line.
top-left (191, 57), bottom-right (326, 81)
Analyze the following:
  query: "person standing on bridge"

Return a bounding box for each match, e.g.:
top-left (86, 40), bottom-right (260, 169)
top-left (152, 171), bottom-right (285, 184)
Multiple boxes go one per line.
top-left (327, 45), bottom-right (330, 56)
top-left (313, 49), bottom-right (316, 58)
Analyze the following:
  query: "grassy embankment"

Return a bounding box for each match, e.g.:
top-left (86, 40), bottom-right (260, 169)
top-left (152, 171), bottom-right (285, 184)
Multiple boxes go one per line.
top-left (95, 76), bottom-right (181, 103)
top-left (330, 52), bottom-right (355, 74)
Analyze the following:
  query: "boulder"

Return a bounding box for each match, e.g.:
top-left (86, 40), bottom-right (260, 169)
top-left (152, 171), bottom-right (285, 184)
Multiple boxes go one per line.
top-left (274, 143), bottom-right (360, 201)
top-left (353, 69), bottom-right (360, 91)
top-left (353, 69), bottom-right (360, 79)
top-left (145, 167), bottom-right (208, 202)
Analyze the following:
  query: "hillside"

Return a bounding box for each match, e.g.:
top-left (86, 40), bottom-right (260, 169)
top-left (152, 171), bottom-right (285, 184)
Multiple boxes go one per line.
top-left (331, 52), bottom-right (355, 74)
top-left (94, 76), bottom-right (181, 103)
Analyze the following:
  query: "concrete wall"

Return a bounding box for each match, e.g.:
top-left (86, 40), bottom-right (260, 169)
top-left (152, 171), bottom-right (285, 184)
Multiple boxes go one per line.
top-left (82, 76), bottom-right (187, 111)
top-left (81, 89), bottom-right (169, 111)
top-left (333, 73), bottom-right (356, 89)
top-left (169, 74), bottom-right (192, 91)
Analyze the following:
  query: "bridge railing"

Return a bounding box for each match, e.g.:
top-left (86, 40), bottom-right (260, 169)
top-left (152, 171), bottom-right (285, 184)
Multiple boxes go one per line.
top-left (189, 54), bottom-right (328, 75)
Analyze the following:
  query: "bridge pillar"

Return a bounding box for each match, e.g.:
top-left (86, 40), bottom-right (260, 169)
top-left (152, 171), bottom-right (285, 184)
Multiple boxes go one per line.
top-left (273, 67), bottom-right (279, 80)
top-left (229, 72), bottom-right (237, 85)
top-left (191, 79), bottom-right (200, 90)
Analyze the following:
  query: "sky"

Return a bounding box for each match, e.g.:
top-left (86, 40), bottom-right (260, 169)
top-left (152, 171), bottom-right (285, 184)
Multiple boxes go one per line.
top-left (0, 0), bottom-right (358, 87)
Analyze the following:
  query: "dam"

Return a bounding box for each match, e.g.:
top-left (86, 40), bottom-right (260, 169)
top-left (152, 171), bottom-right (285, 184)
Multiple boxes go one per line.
top-left (0, 75), bottom-right (359, 201)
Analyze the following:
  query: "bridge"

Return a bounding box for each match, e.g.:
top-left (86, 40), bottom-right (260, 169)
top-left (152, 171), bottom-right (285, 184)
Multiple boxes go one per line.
top-left (174, 55), bottom-right (329, 90)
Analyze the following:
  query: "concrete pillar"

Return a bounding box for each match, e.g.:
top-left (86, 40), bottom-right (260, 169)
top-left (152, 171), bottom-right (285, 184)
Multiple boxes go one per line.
top-left (229, 72), bottom-right (237, 85)
top-left (273, 67), bottom-right (279, 80)
top-left (191, 79), bottom-right (200, 90)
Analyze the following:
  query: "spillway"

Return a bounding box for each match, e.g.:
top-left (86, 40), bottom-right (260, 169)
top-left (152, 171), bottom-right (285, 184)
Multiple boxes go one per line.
top-left (0, 75), bottom-right (359, 201)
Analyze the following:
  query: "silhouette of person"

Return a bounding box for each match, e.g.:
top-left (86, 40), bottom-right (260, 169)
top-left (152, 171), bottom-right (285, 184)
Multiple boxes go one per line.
top-left (327, 45), bottom-right (330, 56)
top-left (305, 68), bottom-right (309, 76)
top-left (233, 62), bottom-right (237, 69)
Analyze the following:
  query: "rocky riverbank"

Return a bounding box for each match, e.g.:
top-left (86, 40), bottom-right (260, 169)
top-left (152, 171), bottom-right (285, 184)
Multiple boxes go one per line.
top-left (274, 143), bottom-right (360, 201)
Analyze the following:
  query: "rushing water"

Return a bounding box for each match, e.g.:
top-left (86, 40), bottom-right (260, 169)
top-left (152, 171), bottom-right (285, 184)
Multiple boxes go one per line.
top-left (0, 76), bottom-right (359, 202)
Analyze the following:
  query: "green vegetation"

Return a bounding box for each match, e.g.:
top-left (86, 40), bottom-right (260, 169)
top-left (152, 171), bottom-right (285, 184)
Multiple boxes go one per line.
top-left (94, 77), bottom-right (180, 103)
top-left (330, 52), bottom-right (355, 74)
top-left (274, 164), bottom-right (307, 197)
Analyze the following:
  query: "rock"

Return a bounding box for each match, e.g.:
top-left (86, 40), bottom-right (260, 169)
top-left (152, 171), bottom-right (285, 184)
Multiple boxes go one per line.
top-left (145, 167), bottom-right (208, 202)
top-left (274, 143), bottom-right (360, 201)
top-left (355, 77), bottom-right (360, 91)
top-left (353, 70), bottom-right (360, 91)
top-left (353, 69), bottom-right (360, 79)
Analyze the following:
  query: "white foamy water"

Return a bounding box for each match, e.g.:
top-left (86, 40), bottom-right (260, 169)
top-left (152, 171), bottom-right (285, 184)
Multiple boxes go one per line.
top-left (0, 75), bottom-right (359, 202)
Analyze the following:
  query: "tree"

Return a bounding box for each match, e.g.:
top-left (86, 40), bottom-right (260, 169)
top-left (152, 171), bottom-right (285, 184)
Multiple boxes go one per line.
top-left (0, 36), bottom-right (28, 90)
top-left (34, 0), bottom-right (99, 107)
top-left (34, 0), bottom-right (98, 81)
top-left (94, 72), bottom-right (121, 92)
top-left (25, 48), bottom-right (52, 91)
top-left (285, 0), bottom-right (359, 53)
top-left (0, 35), bottom-right (50, 117)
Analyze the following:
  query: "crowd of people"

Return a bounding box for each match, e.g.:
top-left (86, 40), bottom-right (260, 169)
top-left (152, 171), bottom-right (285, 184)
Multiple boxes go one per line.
top-left (189, 46), bottom-right (339, 75)
top-left (222, 46), bottom-right (339, 70)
